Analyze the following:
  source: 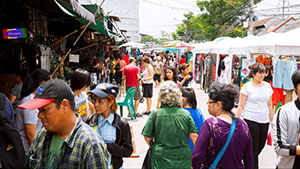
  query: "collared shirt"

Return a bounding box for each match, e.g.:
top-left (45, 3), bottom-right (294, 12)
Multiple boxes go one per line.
top-left (29, 117), bottom-right (108, 169)
top-left (97, 113), bottom-right (117, 169)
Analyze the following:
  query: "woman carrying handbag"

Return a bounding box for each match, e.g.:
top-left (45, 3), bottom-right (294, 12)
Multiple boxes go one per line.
top-left (192, 83), bottom-right (253, 169)
top-left (142, 81), bottom-right (198, 169)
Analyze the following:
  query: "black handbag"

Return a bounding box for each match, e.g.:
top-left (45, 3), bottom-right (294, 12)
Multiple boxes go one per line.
top-left (142, 110), bottom-right (157, 169)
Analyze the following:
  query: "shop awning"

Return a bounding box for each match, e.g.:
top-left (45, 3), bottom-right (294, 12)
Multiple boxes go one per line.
top-left (54, 0), bottom-right (109, 36)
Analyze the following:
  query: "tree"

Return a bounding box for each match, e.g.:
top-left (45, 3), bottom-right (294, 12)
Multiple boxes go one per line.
top-left (175, 0), bottom-right (262, 41)
top-left (175, 12), bottom-right (205, 42)
top-left (141, 36), bottom-right (158, 44)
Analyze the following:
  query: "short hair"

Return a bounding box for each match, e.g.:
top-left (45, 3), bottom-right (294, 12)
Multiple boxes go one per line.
top-left (249, 62), bottom-right (266, 78)
top-left (208, 83), bottom-right (238, 116)
top-left (142, 56), bottom-right (150, 64)
top-left (292, 70), bottom-right (300, 91)
top-left (181, 87), bottom-right (197, 109)
top-left (70, 68), bottom-right (91, 91)
top-left (129, 57), bottom-right (136, 63)
top-left (164, 66), bottom-right (178, 83)
top-left (159, 81), bottom-right (182, 108)
top-left (179, 63), bottom-right (189, 73)
top-left (52, 98), bottom-right (76, 112)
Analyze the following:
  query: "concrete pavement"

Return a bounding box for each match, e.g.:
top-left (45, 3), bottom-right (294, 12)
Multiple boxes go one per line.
top-left (117, 85), bottom-right (276, 169)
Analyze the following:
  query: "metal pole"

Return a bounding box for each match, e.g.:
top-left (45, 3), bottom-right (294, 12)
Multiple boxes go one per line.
top-left (282, 0), bottom-right (285, 19)
top-left (248, 0), bottom-right (254, 35)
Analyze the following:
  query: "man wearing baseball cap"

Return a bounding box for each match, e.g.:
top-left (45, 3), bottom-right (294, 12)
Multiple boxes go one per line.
top-left (19, 79), bottom-right (108, 169)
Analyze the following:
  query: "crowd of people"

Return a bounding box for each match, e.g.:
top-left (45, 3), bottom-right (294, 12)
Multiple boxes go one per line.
top-left (1, 50), bottom-right (300, 169)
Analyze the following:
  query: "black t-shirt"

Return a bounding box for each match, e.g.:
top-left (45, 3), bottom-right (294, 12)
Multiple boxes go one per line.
top-left (178, 75), bottom-right (192, 87)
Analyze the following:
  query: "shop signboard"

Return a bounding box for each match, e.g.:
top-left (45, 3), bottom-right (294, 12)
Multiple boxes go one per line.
top-left (69, 54), bottom-right (80, 63)
top-left (2, 28), bottom-right (27, 39)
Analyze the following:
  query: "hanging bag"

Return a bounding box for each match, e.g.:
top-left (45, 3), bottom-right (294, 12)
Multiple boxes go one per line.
top-left (142, 110), bottom-right (157, 169)
top-left (210, 118), bottom-right (236, 169)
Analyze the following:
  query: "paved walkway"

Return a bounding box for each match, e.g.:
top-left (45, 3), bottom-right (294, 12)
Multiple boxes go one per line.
top-left (116, 85), bottom-right (276, 169)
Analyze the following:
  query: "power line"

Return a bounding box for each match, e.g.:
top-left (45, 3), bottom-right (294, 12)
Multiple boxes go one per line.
top-left (141, 0), bottom-right (200, 12)
top-left (254, 3), bottom-right (300, 11)
top-left (170, 0), bottom-right (199, 8)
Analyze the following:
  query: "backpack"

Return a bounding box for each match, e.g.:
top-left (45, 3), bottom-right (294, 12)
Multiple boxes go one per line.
top-left (0, 94), bottom-right (26, 169)
top-left (115, 62), bottom-right (121, 72)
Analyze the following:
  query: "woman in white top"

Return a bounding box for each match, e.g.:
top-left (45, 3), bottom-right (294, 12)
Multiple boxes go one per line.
top-left (141, 56), bottom-right (153, 115)
top-left (71, 68), bottom-right (95, 121)
top-left (236, 62), bottom-right (273, 169)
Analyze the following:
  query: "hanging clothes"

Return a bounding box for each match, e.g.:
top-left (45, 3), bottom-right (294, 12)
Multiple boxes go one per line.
top-left (273, 57), bottom-right (297, 90)
top-left (240, 58), bottom-right (254, 86)
top-left (219, 56), bottom-right (231, 84)
top-left (39, 45), bottom-right (52, 71)
top-left (204, 55), bottom-right (211, 93)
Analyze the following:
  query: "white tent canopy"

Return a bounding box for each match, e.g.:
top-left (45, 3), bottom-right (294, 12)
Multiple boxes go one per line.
top-left (117, 41), bottom-right (145, 48)
top-left (192, 27), bottom-right (300, 56)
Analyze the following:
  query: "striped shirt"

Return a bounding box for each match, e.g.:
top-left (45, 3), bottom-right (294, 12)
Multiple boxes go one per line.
top-left (28, 117), bottom-right (108, 169)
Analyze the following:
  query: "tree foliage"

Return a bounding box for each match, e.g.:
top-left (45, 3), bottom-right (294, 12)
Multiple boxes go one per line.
top-left (141, 36), bottom-right (158, 44)
top-left (175, 0), bottom-right (262, 41)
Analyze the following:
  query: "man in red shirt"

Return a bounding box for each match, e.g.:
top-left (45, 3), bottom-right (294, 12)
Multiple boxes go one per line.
top-left (122, 51), bottom-right (129, 65)
top-left (123, 57), bottom-right (142, 117)
top-left (179, 55), bottom-right (187, 65)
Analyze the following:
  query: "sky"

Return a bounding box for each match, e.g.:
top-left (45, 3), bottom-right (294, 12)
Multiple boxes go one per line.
top-left (139, 0), bottom-right (300, 38)
top-left (139, 0), bottom-right (199, 38)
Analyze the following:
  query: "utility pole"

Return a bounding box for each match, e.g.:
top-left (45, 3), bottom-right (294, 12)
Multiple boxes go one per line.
top-left (282, 0), bottom-right (285, 19)
top-left (248, 0), bottom-right (254, 35)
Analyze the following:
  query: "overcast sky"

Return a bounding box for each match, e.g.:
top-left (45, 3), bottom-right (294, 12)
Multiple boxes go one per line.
top-left (139, 0), bottom-right (300, 38)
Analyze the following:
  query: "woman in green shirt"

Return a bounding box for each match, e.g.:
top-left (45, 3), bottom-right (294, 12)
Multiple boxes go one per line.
top-left (142, 81), bottom-right (198, 169)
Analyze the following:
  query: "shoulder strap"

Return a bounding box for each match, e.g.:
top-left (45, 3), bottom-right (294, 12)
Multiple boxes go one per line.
top-left (150, 110), bottom-right (158, 147)
top-left (210, 118), bottom-right (236, 169)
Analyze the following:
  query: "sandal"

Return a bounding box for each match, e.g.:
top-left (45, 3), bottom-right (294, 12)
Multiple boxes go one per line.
top-left (143, 111), bottom-right (151, 115)
top-left (136, 113), bottom-right (143, 117)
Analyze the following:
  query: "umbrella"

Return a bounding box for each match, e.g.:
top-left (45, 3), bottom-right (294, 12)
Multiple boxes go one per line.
top-left (118, 42), bottom-right (145, 48)
top-left (164, 40), bottom-right (191, 48)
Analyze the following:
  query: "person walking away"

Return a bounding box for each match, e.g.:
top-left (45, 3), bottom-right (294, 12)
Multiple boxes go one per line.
top-left (71, 68), bottom-right (95, 120)
top-left (141, 56), bottom-right (154, 115)
top-left (153, 56), bottom-right (162, 88)
top-left (179, 55), bottom-right (187, 65)
top-left (181, 87), bottom-right (205, 151)
top-left (86, 83), bottom-right (133, 169)
top-left (14, 69), bottom-right (50, 155)
top-left (123, 57), bottom-right (143, 117)
top-left (9, 71), bottom-right (26, 112)
top-left (192, 83), bottom-right (253, 169)
top-left (178, 63), bottom-right (193, 87)
top-left (142, 81), bottom-right (198, 169)
top-left (236, 63), bottom-right (273, 169)
top-left (273, 70), bottom-right (300, 168)
top-left (19, 79), bottom-right (108, 168)
top-left (115, 55), bottom-right (127, 97)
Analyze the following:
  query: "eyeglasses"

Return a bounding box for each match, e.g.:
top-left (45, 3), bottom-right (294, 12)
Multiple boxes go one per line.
top-left (207, 101), bottom-right (216, 104)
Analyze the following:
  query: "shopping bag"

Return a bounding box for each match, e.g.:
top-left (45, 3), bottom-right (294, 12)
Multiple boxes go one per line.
top-left (267, 131), bottom-right (272, 146)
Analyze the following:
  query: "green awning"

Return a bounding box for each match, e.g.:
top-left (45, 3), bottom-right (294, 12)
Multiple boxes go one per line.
top-left (54, 0), bottom-right (109, 36)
